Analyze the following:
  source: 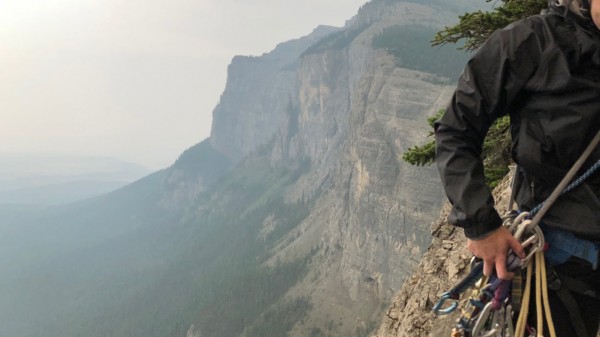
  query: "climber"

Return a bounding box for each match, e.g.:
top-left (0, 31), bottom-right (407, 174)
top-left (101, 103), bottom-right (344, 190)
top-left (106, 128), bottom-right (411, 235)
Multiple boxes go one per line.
top-left (433, 0), bottom-right (600, 336)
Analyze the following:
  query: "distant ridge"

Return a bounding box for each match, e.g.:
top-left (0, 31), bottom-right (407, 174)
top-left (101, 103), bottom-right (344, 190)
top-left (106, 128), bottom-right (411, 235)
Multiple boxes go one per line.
top-left (0, 154), bottom-right (150, 205)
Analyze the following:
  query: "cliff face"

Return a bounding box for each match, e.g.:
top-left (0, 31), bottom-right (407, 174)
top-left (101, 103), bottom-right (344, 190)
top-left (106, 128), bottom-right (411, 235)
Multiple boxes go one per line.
top-left (160, 27), bottom-right (339, 210)
top-left (192, 1), bottom-right (474, 335)
top-left (209, 26), bottom-right (341, 162)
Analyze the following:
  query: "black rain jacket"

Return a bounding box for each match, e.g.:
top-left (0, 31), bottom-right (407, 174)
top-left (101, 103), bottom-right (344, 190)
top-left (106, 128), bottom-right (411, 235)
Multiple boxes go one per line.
top-left (434, 3), bottom-right (600, 240)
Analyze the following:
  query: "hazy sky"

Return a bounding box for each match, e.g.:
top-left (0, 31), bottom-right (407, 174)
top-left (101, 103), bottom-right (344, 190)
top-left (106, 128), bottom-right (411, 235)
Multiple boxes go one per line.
top-left (0, 0), bottom-right (366, 169)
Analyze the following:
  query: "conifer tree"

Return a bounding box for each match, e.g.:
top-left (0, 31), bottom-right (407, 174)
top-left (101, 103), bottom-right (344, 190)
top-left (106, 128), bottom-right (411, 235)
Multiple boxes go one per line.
top-left (403, 0), bottom-right (547, 187)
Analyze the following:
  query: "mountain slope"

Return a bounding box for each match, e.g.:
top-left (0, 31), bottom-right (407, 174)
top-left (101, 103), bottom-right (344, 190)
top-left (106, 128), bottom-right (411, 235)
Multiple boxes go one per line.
top-left (0, 140), bottom-right (230, 337)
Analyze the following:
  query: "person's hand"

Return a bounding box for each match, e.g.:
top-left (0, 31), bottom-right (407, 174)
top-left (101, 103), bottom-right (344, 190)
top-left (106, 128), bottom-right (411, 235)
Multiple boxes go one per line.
top-left (466, 226), bottom-right (525, 280)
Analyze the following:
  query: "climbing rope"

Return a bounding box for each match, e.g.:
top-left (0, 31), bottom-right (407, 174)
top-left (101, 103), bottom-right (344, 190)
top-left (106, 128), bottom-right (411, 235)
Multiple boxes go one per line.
top-left (529, 157), bottom-right (600, 217)
top-left (528, 130), bottom-right (600, 221)
top-left (514, 251), bottom-right (557, 337)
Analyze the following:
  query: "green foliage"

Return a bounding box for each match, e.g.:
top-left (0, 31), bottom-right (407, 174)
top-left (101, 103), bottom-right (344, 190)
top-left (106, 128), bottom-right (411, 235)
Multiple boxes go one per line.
top-left (361, 0), bottom-right (480, 15)
top-left (402, 110), bottom-right (443, 166)
top-left (403, 112), bottom-right (511, 187)
top-left (403, 140), bottom-right (436, 166)
top-left (195, 257), bottom-right (313, 337)
top-left (179, 155), bottom-right (318, 337)
top-left (482, 116), bottom-right (511, 188)
top-left (372, 24), bottom-right (469, 80)
top-left (432, 0), bottom-right (548, 51)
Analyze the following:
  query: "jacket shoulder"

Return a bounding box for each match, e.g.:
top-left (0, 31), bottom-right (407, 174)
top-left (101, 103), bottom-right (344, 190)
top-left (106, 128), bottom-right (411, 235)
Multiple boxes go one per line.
top-left (491, 14), bottom-right (568, 53)
top-left (504, 14), bottom-right (561, 37)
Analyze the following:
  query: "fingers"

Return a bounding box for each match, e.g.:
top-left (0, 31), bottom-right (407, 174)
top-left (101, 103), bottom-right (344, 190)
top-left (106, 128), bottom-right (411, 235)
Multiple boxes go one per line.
top-left (467, 228), bottom-right (520, 280)
top-left (508, 235), bottom-right (526, 259)
top-left (482, 256), bottom-right (515, 279)
top-left (483, 258), bottom-right (494, 277)
top-left (494, 253), bottom-right (514, 280)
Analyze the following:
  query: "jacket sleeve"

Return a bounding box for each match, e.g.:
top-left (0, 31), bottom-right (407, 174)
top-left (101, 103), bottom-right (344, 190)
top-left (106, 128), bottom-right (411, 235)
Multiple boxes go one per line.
top-left (434, 20), bottom-right (541, 239)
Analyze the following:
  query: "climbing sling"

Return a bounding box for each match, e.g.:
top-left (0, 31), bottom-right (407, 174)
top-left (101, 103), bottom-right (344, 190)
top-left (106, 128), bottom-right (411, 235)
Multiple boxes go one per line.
top-left (432, 130), bottom-right (600, 337)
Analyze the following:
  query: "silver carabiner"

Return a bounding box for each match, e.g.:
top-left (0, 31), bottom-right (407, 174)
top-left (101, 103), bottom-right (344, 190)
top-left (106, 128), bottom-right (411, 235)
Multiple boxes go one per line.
top-left (519, 226), bottom-right (545, 266)
top-left (505, 211), bottom-right (530, 235)
top-left (472, 302), bottom-right (501, 337)
top-left (504, 304), bottom-right (515, 337)
top-left (513, 218), bottom-right (531, 242)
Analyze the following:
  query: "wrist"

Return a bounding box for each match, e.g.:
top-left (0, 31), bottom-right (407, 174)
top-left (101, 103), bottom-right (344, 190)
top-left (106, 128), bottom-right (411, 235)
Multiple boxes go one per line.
top-left (463, 213), bottom-right (502, 240)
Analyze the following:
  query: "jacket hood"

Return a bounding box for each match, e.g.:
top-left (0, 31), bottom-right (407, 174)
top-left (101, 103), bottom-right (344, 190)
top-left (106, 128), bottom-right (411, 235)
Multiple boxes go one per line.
top-left (545, 0), bottom-right (598, 32)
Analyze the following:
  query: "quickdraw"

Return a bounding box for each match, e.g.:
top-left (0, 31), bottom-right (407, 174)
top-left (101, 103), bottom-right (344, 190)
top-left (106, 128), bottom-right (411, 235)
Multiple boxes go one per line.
top-left (432, 259), bottom-right (484, 316)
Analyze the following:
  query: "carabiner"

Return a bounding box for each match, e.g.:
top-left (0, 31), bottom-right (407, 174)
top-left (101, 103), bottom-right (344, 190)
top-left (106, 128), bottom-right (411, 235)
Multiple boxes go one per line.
top-left (434, 259), bottom-right (485, 316)
top-left (432, 291), bottom-right (459, 315)
top-left (472, 302), bottom-right (500, 337)
top-left (506, 211), bottom-right (530, 234)
top-left (520, 226), bottom-right (545, 266)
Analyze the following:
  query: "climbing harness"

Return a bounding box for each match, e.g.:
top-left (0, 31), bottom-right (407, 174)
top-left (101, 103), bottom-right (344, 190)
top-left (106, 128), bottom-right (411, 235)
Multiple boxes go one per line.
top-left (544, 228), bottom-right (600, 270)
top-left (433, 130), bottom-right (600, 337)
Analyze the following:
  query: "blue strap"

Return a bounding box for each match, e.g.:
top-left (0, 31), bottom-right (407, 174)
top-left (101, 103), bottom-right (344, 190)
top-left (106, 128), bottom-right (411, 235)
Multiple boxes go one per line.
top-left (525, 158), bottom-right (600, 269)
top-left (543, 227), bottom-right (600, 270)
